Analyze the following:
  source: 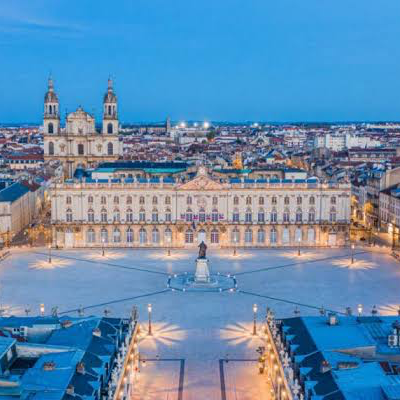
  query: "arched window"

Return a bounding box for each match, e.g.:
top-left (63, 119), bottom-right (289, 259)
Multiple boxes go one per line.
top-left (283, 208), bottom-right (290, 223)
top-left (257, 228), bottom-right (265, 244)
top-left (259, 197), bottom-right (264, 206)
top-left (258, 209), bottom-right (265, 223)
top-left (107, 142), bottom-right (113, 155)
top-left (88, 195), bottom-right (93, 204)
top-left (233, 196), bottom-right (239, 206)
top-left (101, 196), bottom-right (107, 205)
top-left (330, 207), bottom-right (337, 222)
top-left (272, 196), bottom-right (277, 205)
top-left (187, 196), bottom-right (192, 205)
top-left (212, 196), bottom-right (218, 205)
top-left (231, 227), bottom-right (240, 244)
top-left (66, 196), bottom-right (72, 205)
top-left (164, 228), bottom-right (172, 244)
top-left (185, 229), bottom-right (194, 244)
top-left (113, 228), bottom-right (121, 243)
top-left (284, 196), bottom-right (290, 205)
top-left (126, 228), bottom-right (133, 243)
top-left (165, 208), bottom-right (172, 222)
top-left (152, 228), bottom-right (160, 244)
top-left (307, 228), bottom-right (316, 244)
top-left (297, 196), bottom-right (302, 205)
top-left (233, 208), bottom-right (240, 223)
top-left (165, 196), bottom-right (171, 205)
top-left (126, 196), bottom-right (132, 205)
top-left (308, 208), bottom-right (315, 223)
top-left (199, 208), bottom-right (206, 223)
top-left (152, 209), bottom-right (158, 222)
top-left (101, 228), bottom-right (108, 243)
top-left (309, 196), bottom-right (315, 205)
top-left (87, 228), bottom-right (95, 244)
top-left (113, 209), bottom-right (120, 222)
top-left (152, 196), bottom-right (158, 205)
top-left (88, 209), bottom-right (94, 222)
top-left (66, 209), bottom-right (72, 222)
top-left (101, 208), bottom-right (107, 223)
top-left (212, 209), bottom-right (219, 223)
top-left (245, 208), bottom-right (252, 223)
top-left (282, 227), bottom-right (290, 244)
top-left (108, 105), bottom-right (112, 115)
top-left (139, 228), bottom-right (147, 244)
top-left (211, 229), bottom-right (219, 244)
top-left (246, 196), bottom-right (252, 205)
top-left (48, 122), bottom-right (54, 134)
top-left (296, 208), bottom-right (303, 223)
top-left (126, 208), bottom-right (133, 222)
top-left (139, 196), bottom-right (145, 205)
top-left (78, 144), bottom-right (84, 155)
top-left (295, 227), bottom-right (302, 242)
top-left (331, 196), bottom-right (336, 205)
top-left (186, 209), bottom-right (193, 222)
top-left (113, 196), bottom-right (119, 204)
top-left (270, 227), bottom-right (277, 244)
top-left (48, 141), bottom-right (54, 155)
top-left (245, 228), bottom-right (253, 243)
top-left (139, 208), bottom-right (146, 222)
top-left (270, 208), bottom-right (277, 223)
top-left (49, 105), bottom-right (52, 114)
top-left (107, 123), bottom-right (113, 134)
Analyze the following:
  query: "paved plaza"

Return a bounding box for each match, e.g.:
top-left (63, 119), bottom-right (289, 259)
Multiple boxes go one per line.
top-left (1, 247), bottom-right (399, 399)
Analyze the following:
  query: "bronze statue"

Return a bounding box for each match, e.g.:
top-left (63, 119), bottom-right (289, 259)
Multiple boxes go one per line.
top-left (198, 241), bottom-right (207, 259)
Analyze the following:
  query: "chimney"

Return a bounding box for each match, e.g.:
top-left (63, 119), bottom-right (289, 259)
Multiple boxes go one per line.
top-left (43, 361), bottom-right (56, 371)
top-left (320, 360), bottom-right (331, 374)
top-left (61, 320), bottom-right (73, 329)
top-left (76, 362), bottom-right (85, 375)
top-left (92, 327), bottom-right (101, 337)
top-left (327, 313), bottom-right (338, 326)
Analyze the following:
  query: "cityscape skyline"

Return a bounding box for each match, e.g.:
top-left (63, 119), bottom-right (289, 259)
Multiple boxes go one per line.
top-left (1, 0), bottom-right (400, 123)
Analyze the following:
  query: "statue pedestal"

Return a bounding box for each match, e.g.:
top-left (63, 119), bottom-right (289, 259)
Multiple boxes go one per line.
top-left (194, 258), bottom-right (210, 283)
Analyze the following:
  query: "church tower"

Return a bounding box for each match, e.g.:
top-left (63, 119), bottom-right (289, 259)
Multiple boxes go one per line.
top-left (102, 78), bottom-right (118, 134)
top-left (43, 76), bottom-right (60, 135)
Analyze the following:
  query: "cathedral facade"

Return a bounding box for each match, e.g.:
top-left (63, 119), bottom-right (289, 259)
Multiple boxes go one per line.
top-left (43, 77), bottom-right (122, 178)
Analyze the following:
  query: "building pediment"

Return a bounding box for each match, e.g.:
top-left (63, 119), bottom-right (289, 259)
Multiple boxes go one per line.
top-left (178, 174), bottom-right (226, 191)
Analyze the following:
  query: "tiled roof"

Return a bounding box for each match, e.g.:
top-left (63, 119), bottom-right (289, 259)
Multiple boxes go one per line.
top-left (0, 182), bottom-right (30, 203)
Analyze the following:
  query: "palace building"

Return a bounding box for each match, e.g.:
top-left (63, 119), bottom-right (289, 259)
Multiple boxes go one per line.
top-left (45, 78), bottom-right (351, 249)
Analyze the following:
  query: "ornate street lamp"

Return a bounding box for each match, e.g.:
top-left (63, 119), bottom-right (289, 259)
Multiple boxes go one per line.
top-left (48, 244), bottom-right (52, 264)
top-left (253, 303), bottom-right (258, 335)
top-left (40, 303), bottom-right (45, 317)
top-left (148, 303), bottom-right (153, 336)
top-left (357, 303), bottom-right (363, 317)
top-left (102, 237), bottom-right (105, 257)
top-left (351, 244), bottom-right (355, 264)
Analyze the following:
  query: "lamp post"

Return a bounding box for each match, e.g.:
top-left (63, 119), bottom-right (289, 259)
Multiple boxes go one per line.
top-left (233, 235), bottom-right (237, 256)
top-left (40, 303), bottom-right (45, 317)
top-left (102, 237), bottom-right (105, 257)
top-left (351, 244), bottom-right (355, 264)
top-left (147, 303), bottom-right (152, 336)
top-left (357, 303), bottom-right (363, 317)
top-left (253, 303), bottom-right (258, 335)
top-left (167, 233), bottom-right (171, 256)
top-left (297, 236), bottom-right (301, 256)
top-left (48, 244), bottom-right (52, 264)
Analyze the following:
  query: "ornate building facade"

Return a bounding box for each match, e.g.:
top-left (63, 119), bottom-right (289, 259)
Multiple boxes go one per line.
top-left (50, 166), bottom-right (351, 248)
top-left (43, 77), bottom-right (122, 178)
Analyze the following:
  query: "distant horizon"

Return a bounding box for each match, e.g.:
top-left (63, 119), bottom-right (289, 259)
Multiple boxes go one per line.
top-left (2, 119), bottom-right (400, 128)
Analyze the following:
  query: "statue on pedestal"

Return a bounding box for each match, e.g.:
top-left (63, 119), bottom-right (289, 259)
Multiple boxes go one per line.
top-left (198, 241), bottom-right (207, 259)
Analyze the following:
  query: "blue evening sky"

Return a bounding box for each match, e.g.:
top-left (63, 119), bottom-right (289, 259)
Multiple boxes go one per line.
top-left (0, 0), bottom-right (399, 123)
